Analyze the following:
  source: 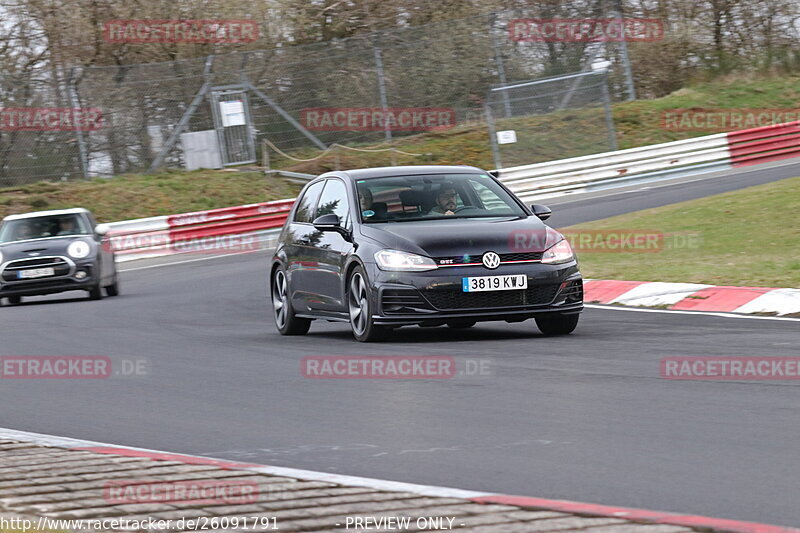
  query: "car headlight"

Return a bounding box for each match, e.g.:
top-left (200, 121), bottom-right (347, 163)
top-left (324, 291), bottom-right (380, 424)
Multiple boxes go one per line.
top-left (541, 239), bottom-right (574, 264)
top-left (0, 250), bottom-right (3, 264)
top-left (375, 250), bottom-right (438, 271)
top-left (67, 241), bottom-right (91, 259)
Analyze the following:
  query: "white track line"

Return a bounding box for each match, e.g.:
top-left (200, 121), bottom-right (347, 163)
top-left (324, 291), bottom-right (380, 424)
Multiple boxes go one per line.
top-left (0, 427), bottom-right (490, 500)
top-left (119, 250), bottom-right (267, 272)
top-left (585, 303), bottom-right (800, 322)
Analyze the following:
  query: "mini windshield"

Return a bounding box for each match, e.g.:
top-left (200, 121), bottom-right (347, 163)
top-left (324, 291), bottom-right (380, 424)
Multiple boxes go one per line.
top-left (357, 173), bottom-right (526, 223)
top-left (0, 214), bottom-right (91, 243)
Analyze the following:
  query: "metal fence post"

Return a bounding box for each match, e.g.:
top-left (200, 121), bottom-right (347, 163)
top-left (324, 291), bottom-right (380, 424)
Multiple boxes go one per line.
top-left (489, 13), bottom-right (512, 118)
top-left (67, 67), bottom-right (90, 180)
top-left (148, 55), bottom-right (216, 173)
top-left (372, 35), bottom-right (392, 144)
top-left (613, 0), bottom-right (636, 101)
top-left (601, 70), bottom-right (618, 151)
top-left (485, 101), bottom-right (502, 170)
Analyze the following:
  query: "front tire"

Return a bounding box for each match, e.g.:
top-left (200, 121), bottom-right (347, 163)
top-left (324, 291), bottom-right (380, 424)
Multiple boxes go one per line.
top-left (347, 267), bottom-right (388, 342)
top-left (105, 276), bottom-right (120, 297)
top-left (271, 267), bottom-right (311, 335)
top-left (535, 313), bottom-right (579, 335)
top-left (88, 284), bottom-right (103, 300)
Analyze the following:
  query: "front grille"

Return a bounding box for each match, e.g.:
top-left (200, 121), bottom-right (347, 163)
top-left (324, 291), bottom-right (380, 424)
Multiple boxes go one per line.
top-left (435, 252), bottom-right (543, 266)
top-left (0, 279), bottom-right (75, 292)
top-left (1, 256), bottom-right (71, 282)
top-left (381, 288), bottom-right (431, 314)
top-left (423, 283), bottom-right (560, 310)
top-left (501, 252), bottom-right (544, 262)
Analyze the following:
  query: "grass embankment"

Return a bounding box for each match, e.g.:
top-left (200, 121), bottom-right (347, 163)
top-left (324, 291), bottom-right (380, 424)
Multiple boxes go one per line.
top-left (0, 169), bottom-right (302, 222)
top-left (563, 177), bottom-right (800, 287)
top-left (272, 73), bottom-right (800, 173)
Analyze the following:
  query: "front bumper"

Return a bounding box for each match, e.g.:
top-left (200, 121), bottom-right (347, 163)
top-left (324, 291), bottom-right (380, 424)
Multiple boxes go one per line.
top-left (365, 260), bottom-right (583, 326)
top-left (0, 258), bottom-right (99, 298)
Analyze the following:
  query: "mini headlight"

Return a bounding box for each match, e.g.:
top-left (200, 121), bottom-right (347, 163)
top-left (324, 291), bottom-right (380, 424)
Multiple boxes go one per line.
top-left (375, 250), bottom-right (438, 271)
top-left (67, 241), bottom-right (91, 259)
top-left (541, 239), bottom-right (574, 264)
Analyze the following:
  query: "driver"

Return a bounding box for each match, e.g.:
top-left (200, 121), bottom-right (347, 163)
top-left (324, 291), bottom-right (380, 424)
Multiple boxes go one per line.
top-left (56, 217), bottom-right (77, 235)
top-left (427, 183), bottom-right (458, 216)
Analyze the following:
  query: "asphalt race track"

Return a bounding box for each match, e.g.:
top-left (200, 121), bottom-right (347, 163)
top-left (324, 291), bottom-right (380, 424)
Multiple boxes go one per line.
top-left (1, 163), bottom-right (799, 527)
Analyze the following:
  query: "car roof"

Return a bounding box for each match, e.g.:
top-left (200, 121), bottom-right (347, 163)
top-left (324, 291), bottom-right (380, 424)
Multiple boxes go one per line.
top-left (2, 208), bottom-right (91, 222)
top-left (335, 165), bottom-right (486, 180)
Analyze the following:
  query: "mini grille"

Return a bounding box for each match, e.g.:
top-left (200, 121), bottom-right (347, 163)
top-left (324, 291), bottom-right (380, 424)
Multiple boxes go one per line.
top-left (1, 257), bottom-right (70, 282)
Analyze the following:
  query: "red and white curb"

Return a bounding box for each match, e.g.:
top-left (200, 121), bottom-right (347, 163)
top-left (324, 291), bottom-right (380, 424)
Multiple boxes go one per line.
top-left (1, 427), bottom-right (797, 533)
top-left (584, 280), bottom-right (800, 316)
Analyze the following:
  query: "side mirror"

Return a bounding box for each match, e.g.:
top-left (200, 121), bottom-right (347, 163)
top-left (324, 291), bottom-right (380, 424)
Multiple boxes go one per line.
top-left (313, 214), bottom-right (352, 240)
top-left (530, 204), bottom-right (552, 221)
top-left (312, 213), bottom-right (340, 230)
top-left (95, 223), bottom-right (110, 236)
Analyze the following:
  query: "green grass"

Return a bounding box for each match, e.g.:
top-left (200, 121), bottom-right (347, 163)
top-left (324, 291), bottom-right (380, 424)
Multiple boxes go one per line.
top-left (561, 177), bottom-right (800, 287)
top-left (0, 169), bottom-right (302, 222)
top-left (271, 72), bottom-right (800, 173)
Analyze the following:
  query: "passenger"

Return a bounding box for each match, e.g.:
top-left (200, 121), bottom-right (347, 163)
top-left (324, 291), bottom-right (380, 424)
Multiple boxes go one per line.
top-left (358, 188), bottom-right (388, 220)
top-left (358, 188), bottom-right (374, 211)
top-left (16, 223), bottom-right (34, 240)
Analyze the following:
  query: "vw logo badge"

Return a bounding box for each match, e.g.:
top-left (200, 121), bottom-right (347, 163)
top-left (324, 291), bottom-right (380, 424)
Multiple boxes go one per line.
top-left (482, 251), bottom-right (501, 269)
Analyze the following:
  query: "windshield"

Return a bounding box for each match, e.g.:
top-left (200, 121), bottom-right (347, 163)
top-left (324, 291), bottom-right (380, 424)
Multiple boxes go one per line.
top-left (0, 214), bottom-right (91, 243)
top-left (357, 173), bottom-right (526, 223)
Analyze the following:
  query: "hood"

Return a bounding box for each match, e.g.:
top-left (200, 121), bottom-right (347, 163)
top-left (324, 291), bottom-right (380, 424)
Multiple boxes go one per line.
top-left (0, 236), bottom-right (95, 261)
top-left (359, 216), bottom-right (563, 258)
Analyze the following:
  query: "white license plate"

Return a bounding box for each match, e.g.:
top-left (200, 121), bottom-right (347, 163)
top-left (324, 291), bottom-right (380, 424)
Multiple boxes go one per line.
top-left (17, 267), bottom-right (55, 279)
top-left (462, 274), bottom-right (527, 292)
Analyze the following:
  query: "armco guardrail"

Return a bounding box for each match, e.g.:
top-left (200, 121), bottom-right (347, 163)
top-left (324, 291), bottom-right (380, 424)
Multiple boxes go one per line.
top-left (107, 199), bottom-right (294, 259)
top-left (496, 120), bottom-right (800, 202)
top-left (106, 120), bottom-right (800, 262)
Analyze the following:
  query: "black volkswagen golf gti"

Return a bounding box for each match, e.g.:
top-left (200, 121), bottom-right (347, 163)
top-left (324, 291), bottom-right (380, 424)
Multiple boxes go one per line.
top-left (270, 166), bottom-right (583, 341)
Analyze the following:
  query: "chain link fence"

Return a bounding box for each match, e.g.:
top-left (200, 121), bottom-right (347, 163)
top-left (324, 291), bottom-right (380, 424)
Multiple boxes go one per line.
top-left (486, 70), bottom-right (617, 169)
top-left (1, 9), bottom-right (637, 187)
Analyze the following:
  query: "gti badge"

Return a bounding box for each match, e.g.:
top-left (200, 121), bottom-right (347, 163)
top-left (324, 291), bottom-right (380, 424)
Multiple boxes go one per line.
top-left (482, 251), bottom-right (500, 269)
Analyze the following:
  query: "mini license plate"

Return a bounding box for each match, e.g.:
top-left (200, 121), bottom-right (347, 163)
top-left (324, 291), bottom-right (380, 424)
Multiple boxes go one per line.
top-left (17, 267), bottom-right (55, 279)
top-left (462, 274), bottom-right (527, 292)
